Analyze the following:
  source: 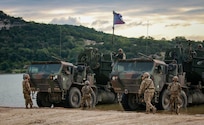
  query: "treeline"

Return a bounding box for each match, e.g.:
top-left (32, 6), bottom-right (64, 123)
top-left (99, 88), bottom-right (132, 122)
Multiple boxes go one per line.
top-left (0, 11), bottom-right (203, 73)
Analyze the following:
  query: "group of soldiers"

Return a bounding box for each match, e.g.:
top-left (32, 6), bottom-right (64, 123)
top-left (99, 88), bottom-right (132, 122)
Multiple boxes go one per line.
top-left (22, 72), bottom-right (182, 115)
top-left (139, 72), bottom-right (182, 114)
top-left (22, 48), bottom-right (182, 114)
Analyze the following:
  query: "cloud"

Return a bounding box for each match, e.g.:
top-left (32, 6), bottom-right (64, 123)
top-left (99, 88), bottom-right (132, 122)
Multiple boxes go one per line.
top-left (1, 0), bottom-right (204, 40)
top-left (50, 16), bottom-right (81, 25)
top-left (165, 23), bottom-right (191, 28)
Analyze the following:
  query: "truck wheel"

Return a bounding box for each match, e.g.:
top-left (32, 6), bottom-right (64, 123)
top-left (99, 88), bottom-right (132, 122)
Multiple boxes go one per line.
top-left (160, 89), bottom-right (170, 110)
top-left (67, 87), bottom-right (81, 108)
top-left (37, 92), bottom-right (52, 107)
top-left (36, 92), bottom-right (43, 107)
top-left (121, 94), bottom-right (131, 111)
top-left (160, 89), bottom-right (187, 110)
top-left (121, 94), bottom-right (140, 111)
top-left (179, 90), bottom-right (187, 108)
top-left (91, 92), bottom-right (97, 108)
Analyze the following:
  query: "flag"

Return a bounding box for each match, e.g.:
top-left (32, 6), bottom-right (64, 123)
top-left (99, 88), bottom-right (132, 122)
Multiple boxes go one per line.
top-left (113, 11), bottom-right (125, 25)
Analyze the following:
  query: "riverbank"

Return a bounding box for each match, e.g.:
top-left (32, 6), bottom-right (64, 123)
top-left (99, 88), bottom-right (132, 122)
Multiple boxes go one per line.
top-left (0, 106), bottom-right (204, 125)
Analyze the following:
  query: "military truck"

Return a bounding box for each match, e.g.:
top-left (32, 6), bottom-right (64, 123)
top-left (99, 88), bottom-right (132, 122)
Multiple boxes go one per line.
top-left (110, 43), bottom-right (204, 111)
top-left (27, 47), bottom-right (116, 108)
top-left (77, 47), bottom-right (116, 104)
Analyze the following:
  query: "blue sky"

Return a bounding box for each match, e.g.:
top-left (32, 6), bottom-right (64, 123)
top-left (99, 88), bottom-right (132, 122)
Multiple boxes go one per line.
top-left (1, 0), bottom-right (204, 41)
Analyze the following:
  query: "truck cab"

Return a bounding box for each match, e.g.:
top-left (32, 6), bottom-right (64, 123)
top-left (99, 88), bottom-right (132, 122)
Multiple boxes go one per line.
top-left (27, 61), bottom-right (96, 108)
top-left (110, 57), bottom-right (187, 111)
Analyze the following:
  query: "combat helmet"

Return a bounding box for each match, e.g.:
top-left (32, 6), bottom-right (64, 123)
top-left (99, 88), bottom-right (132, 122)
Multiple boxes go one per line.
top-left (23, 73), bottom-right (30, 79)
top-left (198, 44), bottom-right (203, 49)
top-left (85, 80), bottom-right (90, 85)
top-left (143, 72), bottom-right (150, 78)
top-left (173, 76), bottom-right (178, 82)
top-left (118, 48), bottom-right (123, 53)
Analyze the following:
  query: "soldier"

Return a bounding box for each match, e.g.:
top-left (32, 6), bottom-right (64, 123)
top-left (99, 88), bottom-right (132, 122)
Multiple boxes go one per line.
top-left (198, 44), bottom-right (203, 49)
top-left (168, 76), bottom-right (182, 114)
top-left (114, 48), bottom-right (126, 60)
top-left (138, 72), bottom-right (156, 114)
top-left (22, 74), bottom-right (33, 109)
top-left (81, 80), bottom-right (94, 109)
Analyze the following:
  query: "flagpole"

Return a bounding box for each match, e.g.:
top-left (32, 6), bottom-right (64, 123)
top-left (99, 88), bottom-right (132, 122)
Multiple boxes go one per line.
top-left (146, 20), bottom-right (149, 55)
top-left (112, 10), bottom-right (115, 45)
top-left (112, 25), bottom-right (114, 45)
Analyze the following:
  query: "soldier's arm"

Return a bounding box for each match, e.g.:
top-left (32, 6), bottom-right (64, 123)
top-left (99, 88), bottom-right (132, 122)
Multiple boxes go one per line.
top-left (167, 83), bottom-right (172, 90)
top-left (90, 87), bottom-right (94, 94)
top-left (25, 81), bottom-right (31, 93)
top-left (150, 80), bottom-right (155, 89)
top-left (178, 83), bottom-right (182, 92)
top-left (138, 81), bottom-right (145, 95)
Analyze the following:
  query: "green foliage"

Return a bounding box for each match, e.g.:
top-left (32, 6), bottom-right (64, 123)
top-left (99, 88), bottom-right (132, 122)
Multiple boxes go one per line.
top-left (0, 11), bottom-right (203, 73)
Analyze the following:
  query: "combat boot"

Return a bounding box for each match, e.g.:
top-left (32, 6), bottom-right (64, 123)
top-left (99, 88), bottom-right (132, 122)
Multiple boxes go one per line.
top-left (153, 107), bottom-right (157, 114)
top-left (176, 105), bottom-right (180, 115)
top-left (81, 106), bottom-right (85, 110)
top-left (145, 110), bottom-right (150, 114)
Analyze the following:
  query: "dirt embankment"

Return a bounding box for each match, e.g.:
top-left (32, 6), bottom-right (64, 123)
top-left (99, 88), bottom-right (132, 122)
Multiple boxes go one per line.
top-left (0, 107), bottom-right (204, 125)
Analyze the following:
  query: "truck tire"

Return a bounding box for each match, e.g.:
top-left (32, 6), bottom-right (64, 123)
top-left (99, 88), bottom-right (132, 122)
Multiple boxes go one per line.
top-left (36, 92), bottom-right (52, 107)
top-left (67, 87), bottom-right (81, 108)
top-left (121, 94), bottom-right (140, 111)
top-left (121, 94), bottom-right (131, 111)
top-left (160, 89), bottom-right (187, 110)
top-left (160, 89), bottom-right (170, 110)
top-left (91, 92), bottom-right (97, 108)
top-left (179, 90), bottom-right (187, 108)
top-left (36, 92), bottom-right (43, 107)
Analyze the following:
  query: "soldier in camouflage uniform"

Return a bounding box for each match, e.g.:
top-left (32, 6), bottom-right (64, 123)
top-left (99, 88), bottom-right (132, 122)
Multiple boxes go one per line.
top-left (168, 76), bottom-right (182, 114)
top-left (138, 72), bottom-right (156, 114)
top-left (113, 48), bottom-right (126, 60)
top-left (81, 80), bottom-right (94, 109)
top-left (22, 74), bottom-right (33, 109)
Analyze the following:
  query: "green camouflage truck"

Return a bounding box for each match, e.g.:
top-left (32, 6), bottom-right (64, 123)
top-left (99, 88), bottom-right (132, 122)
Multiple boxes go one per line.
top-left (110, 43), bottom-right (204, 111)
top-left (27, 47), bottom-right (116, 108)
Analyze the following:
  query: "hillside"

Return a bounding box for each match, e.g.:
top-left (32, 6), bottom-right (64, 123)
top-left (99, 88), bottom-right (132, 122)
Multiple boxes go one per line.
top-left (0, 10), bottom-right (202, 73)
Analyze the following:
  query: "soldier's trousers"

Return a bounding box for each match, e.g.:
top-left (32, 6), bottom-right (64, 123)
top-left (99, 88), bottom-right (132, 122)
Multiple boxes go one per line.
top-left (170, 95), bottom-right (181, 112)
top-left (81, 94), bottom-right (91, 108)
top-left (144, 92), bottom-right (155, 112)
top-left (23, 93), bottom-right (33, 108)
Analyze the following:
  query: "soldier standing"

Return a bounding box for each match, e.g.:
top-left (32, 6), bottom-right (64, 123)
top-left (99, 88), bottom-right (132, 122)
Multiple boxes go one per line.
top-left (81, 80), bottom-right (94, 109)
top-left (114, 48), bottom-right (126, 60)
top-left (168, 76), bottom-right (182, 114)
top-left (22, 74), bottom-right (33, 109)
top-left (138, 72), bottom-right (156, 114)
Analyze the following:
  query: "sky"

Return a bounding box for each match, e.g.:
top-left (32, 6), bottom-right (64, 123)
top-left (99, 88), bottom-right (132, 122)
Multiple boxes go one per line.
top-left (0, 0), bottom-right (204, 41)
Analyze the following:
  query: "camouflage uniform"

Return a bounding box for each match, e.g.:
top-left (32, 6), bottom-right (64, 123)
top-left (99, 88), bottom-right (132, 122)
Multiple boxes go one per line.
top-left (138, 72), bottom-right (156, 114)
top-left (22, 74), bottom-right (33, 109)
top-left (81, 81), bottom-right (94, 109)
top-left (115, 48), bottom-right (126, 59)
top-left (168, 76), bottom-right (182, 114)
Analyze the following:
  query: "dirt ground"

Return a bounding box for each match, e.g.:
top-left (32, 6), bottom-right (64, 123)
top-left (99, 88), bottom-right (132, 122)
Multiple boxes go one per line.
top-left (0, 106), bottom-right (204, 125)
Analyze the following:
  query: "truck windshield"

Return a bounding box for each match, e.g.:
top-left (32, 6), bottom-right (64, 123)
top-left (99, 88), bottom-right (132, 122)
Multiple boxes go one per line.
top-left (28, 64), bottom-right (61, 74)
top-left (113, 61), bottom-right (153, 73)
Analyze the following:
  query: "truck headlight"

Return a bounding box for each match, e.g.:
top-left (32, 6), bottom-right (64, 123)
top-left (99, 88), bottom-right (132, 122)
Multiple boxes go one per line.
top-left (112, 76), bottom-right (118, 80)
top-left (53, 75), bottom-right (58, 80)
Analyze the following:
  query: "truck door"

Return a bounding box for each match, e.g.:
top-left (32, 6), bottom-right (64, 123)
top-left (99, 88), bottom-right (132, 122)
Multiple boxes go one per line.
top-left (153, 65), bottom-right (166, 91)
top-left (62, 66), bottom-right (72, 90)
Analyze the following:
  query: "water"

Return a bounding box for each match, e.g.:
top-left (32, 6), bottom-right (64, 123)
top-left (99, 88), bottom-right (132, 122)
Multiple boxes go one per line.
top-left (0, 74), bottom-right (204, 115)
top-left (0, 74), bottom-right (37, 107)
